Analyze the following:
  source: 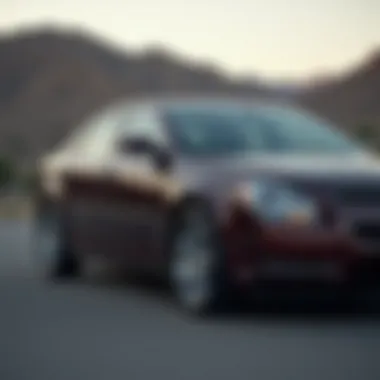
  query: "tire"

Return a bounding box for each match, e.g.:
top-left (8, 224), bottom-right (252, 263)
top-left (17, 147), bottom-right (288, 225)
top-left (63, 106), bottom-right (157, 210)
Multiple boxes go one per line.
top-left (168, 201), bottom-right (233, 317)
top-left (32, 198), bottom-right (80, 280)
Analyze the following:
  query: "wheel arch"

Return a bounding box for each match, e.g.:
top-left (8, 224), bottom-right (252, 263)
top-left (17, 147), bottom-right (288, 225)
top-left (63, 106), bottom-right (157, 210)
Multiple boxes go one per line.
top-left (167, 192), bottom-right (216, 231)
top-left (163, 191), bottom-right (220, 267)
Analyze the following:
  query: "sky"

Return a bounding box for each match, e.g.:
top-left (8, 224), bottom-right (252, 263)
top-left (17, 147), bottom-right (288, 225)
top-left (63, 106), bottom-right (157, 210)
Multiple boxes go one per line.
top-left (0, 0), bottom-right (379, 81)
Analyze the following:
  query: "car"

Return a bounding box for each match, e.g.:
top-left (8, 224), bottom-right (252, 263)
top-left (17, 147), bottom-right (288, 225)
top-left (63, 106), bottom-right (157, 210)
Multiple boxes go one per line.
top-left (33, 96), bottom-right (380, 315)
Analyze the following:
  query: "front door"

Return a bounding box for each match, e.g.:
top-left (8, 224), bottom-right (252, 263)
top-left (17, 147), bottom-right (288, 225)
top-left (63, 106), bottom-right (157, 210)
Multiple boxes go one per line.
top-left (101, 105), bottom-right (174, 274)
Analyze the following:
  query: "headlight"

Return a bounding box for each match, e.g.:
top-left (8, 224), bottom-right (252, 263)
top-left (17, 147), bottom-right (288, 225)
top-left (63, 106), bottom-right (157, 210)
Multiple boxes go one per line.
top-left (233, 179), bottom-right (319, 226)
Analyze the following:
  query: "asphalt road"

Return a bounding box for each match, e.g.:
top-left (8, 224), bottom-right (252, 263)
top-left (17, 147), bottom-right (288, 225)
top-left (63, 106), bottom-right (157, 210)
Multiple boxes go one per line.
top-left (1, 220), bottom-right (380, 380)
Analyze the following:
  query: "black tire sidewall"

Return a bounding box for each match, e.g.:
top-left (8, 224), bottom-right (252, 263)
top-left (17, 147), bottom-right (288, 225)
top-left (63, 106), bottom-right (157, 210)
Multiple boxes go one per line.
top-left (169, 201), bottom-right (232, 316)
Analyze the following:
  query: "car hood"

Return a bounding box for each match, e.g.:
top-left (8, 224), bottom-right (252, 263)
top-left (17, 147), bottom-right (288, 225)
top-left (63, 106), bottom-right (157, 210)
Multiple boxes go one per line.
top-left (176, 153), bottom-right (380, 205)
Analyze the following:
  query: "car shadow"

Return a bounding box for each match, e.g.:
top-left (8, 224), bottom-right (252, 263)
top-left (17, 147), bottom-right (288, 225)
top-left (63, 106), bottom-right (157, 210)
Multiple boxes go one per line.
top-left (77, 270), bottom-right (380, 324)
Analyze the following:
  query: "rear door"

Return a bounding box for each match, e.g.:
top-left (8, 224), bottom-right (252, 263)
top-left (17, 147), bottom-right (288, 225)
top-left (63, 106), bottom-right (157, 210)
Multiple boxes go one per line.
top-left (61, 106), bottom-right (124, 258)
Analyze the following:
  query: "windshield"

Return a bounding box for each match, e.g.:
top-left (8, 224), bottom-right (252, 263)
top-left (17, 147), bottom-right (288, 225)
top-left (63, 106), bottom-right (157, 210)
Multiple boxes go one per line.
top-left (165, 104), bottom-right (363, 157)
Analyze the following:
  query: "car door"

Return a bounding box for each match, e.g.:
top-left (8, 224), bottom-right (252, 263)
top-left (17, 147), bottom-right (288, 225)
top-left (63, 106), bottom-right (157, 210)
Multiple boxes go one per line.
top-left (102, 105), bottom-right (173, 273)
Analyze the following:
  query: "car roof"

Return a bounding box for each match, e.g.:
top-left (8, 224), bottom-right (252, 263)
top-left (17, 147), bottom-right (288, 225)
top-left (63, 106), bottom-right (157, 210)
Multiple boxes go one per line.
top-left (110, 95), bottom-right (298, 114)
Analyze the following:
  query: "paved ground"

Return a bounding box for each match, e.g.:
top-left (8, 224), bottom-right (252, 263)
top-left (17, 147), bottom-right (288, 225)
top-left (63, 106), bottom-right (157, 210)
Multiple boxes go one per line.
top-left (1, 219), bottom-right (380, 380)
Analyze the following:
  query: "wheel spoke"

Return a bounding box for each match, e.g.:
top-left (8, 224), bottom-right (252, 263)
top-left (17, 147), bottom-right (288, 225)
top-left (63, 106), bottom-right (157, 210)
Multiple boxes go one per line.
top-left (171, 212), bottom-right (214, 310)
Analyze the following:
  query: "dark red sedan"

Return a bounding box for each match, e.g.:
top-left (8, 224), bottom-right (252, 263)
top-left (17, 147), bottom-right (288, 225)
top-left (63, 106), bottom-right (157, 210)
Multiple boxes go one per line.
top-left (33, 97), bottom-right (380, 315)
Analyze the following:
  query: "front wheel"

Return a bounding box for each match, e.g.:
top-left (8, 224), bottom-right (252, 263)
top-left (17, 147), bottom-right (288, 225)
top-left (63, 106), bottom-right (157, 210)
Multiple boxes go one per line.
top-left (168, 203), bottom-right (233, 316)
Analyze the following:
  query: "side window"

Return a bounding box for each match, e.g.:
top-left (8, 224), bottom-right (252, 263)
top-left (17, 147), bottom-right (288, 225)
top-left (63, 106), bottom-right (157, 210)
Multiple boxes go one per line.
top-left (108, 105), bottom-right (169, 172)
top-left (116, 106), bottom-right (167, 147)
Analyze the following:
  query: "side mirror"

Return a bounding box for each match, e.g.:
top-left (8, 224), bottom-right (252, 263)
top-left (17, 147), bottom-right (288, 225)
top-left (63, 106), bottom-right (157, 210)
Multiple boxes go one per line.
top-left (154, 148), bottom-right (173, 171)
top-left (118, 136), bottom-right (173, 171)
top-left (119, 136), bottom-right (154, 155)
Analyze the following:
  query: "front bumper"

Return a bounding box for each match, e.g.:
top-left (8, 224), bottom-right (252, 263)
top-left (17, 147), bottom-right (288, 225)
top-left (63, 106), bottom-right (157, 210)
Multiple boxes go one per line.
top-left (224, 219), bottom-right (380, 288)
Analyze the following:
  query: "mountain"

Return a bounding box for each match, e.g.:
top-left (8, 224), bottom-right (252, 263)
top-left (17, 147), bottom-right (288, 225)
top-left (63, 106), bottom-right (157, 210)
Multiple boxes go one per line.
top-left (0, 27), bottom-right (378, 165)
top-left (300, 49), bottom-right (380, 128)
top-left (0, 28), bottom-right (285, 163)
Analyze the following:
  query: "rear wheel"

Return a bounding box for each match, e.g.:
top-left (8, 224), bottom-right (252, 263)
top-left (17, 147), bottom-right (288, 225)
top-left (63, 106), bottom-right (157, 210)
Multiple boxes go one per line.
top-left (168, 202), bottom-right (233, 316)
top-left (32, 199), bottom-right (80, 279)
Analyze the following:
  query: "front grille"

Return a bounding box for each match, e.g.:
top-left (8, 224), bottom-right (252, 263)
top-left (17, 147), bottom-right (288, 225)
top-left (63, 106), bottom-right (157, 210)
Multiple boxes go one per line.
top-left (291, 178), bottom-right (380, 208)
